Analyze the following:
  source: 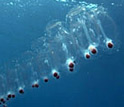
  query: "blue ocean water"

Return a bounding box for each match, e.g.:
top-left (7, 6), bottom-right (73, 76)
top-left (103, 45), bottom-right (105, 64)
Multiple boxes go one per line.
top-left (0, 0), bottom-right (124, 107)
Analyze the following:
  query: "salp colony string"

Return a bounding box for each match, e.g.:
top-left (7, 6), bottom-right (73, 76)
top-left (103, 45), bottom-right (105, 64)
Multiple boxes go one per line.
top-left (0, 1), bottom-right (118, 107)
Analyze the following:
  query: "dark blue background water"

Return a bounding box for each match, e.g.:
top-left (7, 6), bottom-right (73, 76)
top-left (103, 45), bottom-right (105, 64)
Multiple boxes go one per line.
top-left (0, 0), bottom-right (124, 107)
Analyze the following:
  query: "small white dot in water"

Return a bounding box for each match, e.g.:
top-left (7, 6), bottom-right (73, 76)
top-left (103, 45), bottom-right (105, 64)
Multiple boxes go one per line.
top-left (10, 2), bottom-right (14, 5)
top-left (111, 3), bottom-right (115, 5)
